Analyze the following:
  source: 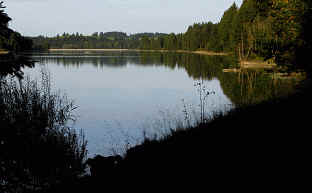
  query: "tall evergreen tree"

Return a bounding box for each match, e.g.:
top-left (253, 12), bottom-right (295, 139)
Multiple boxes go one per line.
top-left (217, 3), bottom-right (238, 51)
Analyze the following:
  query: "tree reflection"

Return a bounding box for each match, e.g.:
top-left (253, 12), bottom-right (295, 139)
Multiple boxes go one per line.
top-left (26, 51), bottom-right (296, 106)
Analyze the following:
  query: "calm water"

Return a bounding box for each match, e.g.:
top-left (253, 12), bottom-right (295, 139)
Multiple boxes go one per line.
top-left (23, 51), bottom-right (293, 156)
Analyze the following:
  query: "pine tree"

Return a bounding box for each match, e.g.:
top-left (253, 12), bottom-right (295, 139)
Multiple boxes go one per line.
top-left (0, 1), bottom-right (11, 28)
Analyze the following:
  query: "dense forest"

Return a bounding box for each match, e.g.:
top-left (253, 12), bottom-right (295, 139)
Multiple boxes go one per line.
top-left (32, 32), bottom-right (168, 50)
top-left (0, 1), bottom-right (32, 52)
top-left (32, 0), bottom-right (312, 71)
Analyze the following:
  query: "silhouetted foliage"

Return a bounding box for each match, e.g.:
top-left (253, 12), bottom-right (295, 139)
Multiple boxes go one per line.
top-left (0, 2), bottom-right (33, 52)
top-left (0, 72), bottom-right (87, 192)
top-left (0, 53), bottom-right (34, 78)
top-left (0, 1), bottom-right (10, 28)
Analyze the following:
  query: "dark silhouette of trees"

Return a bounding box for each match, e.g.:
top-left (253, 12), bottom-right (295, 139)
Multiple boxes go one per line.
top-left (32, 32), bottom-right (168, 50)
top-left (0, 1), bottom-right (32, 52)
top-left (0, 1), bottom-right (10, 28)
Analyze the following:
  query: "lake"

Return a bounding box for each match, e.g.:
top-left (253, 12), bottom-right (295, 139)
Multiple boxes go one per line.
top-left (23, 51), bottom-right (294, 156)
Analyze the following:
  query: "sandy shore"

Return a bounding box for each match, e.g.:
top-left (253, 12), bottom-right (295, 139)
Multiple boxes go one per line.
top-left (192, 50), bottom-right (228, 56)
top-left (0, 50), bottom-right (9, 55)
top-left (223, 60), bottom-right (278, 72)
top-left (240, 60), bottom-right (277, 69)
top-left (49, 49), bottom-right (129, 52)
top-left (48, 49), bottom-right (228, 56)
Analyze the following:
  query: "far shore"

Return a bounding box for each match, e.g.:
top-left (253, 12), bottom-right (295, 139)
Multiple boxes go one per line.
top-left (48, 48), bottom-right (228, 56)
top-left (0, 50), bottom-right (9, 55)
top-left (1, 49), bottom-right (279, 70)
top-left (49, 49), bottom-right (129, 52)
top-left (49, 49), bottom-right (281, 70)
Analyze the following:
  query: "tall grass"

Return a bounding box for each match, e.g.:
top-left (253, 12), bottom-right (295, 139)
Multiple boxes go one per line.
top-left (0, 70), bottom-right (87, 192)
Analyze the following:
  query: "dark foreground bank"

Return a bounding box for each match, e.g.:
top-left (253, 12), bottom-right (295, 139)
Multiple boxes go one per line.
top-left (47, 79), bottom-right (311, 192)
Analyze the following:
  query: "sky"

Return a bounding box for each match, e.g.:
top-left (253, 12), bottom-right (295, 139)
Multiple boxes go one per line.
top-left (5, 0), bottom-right (242, 37)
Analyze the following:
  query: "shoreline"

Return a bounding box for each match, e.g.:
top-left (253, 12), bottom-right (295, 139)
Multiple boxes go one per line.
top-left (48, 48), bottom-right (228, 56)
top-left (0, 51), bottom-right (9, 55)
top-left (45, 49), bottom-right (293, 71)
top-left (49, 49), bottom-right (129, 52)
top-left (223, 60), bottom-right (277, 72)
top-left (240, 60), bottom-right (277, 69)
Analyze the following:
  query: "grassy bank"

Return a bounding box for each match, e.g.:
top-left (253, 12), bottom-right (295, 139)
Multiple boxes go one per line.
top-left (121, 79), bottom-right (310, 174)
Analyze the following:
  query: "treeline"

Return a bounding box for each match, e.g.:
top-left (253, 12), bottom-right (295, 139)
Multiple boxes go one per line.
top-left (0, 1), bottom-right (32, 52)
top-left (32, 0), bottom-right (312, 71)
top-left (32, 32), bottom-right (168, 50)
top-left (140, 0), bottom-right (311, 69)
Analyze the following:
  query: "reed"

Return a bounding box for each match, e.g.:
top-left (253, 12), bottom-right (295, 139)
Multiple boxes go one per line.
top-left (0, 70), bottom-right (87, 192)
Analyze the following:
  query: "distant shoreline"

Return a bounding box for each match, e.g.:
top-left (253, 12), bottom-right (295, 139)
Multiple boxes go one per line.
top-left (48, 49), bottom-right (228, 56)
top-left (0, 50), bottom-right (9, 55)
top-left (49, 49), bottom-right (129, 52)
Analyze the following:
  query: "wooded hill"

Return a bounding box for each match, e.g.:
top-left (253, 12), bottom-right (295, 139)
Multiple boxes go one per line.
top-left (31, 32), bottom-right (168, 50)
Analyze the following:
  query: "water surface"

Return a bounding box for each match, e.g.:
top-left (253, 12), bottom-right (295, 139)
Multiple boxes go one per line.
top-left (24, 51), bottom-right (293, 156)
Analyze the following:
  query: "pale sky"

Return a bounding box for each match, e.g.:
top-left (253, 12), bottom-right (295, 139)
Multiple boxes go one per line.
top-left (5, 0), bottom-right (242, 37)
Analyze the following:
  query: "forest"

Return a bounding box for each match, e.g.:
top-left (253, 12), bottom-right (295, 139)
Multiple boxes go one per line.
top-left (32, 0), bottom-right (312, 71)
top-left (31, 32), bottom-right (168, 50)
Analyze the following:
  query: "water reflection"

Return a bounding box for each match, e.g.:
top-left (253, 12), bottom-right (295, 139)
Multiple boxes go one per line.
top-left (25, 51), bottom-right (295, 106)
top-left (220, 69), bottom-right (297, 106)
top-left (21, 51), bottom-right (295, 156)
